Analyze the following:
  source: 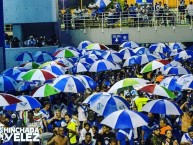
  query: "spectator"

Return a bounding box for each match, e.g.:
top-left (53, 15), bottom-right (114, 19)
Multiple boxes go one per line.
top-left (10, 37), bottom-right (22, 48)
top-left (186, 1), bottom-right (193, 24)
top-left (134, 91), bottom-right (149, 112)
top-left (181, 126), bottom-right (193, 145)
top-left (159, 118), bottom-right (172, 135)
top-left (162, 130), bottom-right (178, 145)
top-left (146, 124), bottom-right (162, 145)
top-left (100, 125), bottom-right (116, 145)
top-left (81, 132), bottom-right (96, 145)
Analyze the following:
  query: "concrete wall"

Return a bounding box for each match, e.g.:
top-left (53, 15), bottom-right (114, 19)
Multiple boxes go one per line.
top-left (62, 26), bottom-right (193, 46)
top-left (5, 46), bottom-right (58, 70)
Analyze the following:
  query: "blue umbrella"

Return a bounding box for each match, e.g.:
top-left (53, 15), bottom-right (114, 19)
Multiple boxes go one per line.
top-left (0, 75), bottom-right (18, 92)
top-left (95, 0), bottom-right (111, 8)
top-left (53, 75), bottom-right (86, 93)
top-left (119, 48), bottom-right (136, 59)
top-left (133, 47), bottom-right (150, 55)
top-left (167, 49), bottom-right (183, 57)
top-left (101, 109), bottom-right (148, 129)
top-left (71, 62), bottom-right (91, 73)
top-left (55, 58), bottom-right (74, 68)
top-left (42, 64), bottom-right (66, 75)
top-left (163, 66), bottom-right (190, 75)
top-left (77, 40), bottom-right (93, 50)
top-left (160, 76), bottom-right (179, 91)
top-left (174, 50), bottom-right (193, 61)
top-left (15, 52), bottom-right (34, 62)
top-left (102, 51), bottom-right (123, 63)
top-left (83, 92), bottom-right (130, 116)
top-left (82, 54), bottom-right (103, 60)
top-left (85, 50), bottom-right (105, 56)
top-left (169, 42), bottom-right (186, 50)
top-left (120, 41), bottom-right (140, 48)
top-left (149, 43), bottom-right (170, 54)
top-left (142, 99), bottom-right (183, 115)
top-left (1, 68), bottom-right (26, 77)
top-left (4, 95), bottom-right (42, 111)
top-left (123, 56), bottom-right (138, 67)
top-left (76, 75), bottom-right (97, 89)
top-left (135, 54), bottom-right (158, 65)
top-left (34, 51), bottom-right (54, 63)
top-left (79, 57), bottom-right (97, 64)
top-left (153, 52), bottom-right (167, 59)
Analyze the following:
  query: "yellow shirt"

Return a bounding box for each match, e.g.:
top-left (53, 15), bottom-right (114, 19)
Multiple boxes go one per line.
top-left (67, 121), bottom-right (77, 144)
top-left (135, 97), bottom-right (149, 112)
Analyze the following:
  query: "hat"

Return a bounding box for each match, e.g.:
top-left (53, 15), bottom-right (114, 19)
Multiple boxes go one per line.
top-left (188, 126), bottom-right (193, 132)
top-left (152, 124), bottom-right (160, 130)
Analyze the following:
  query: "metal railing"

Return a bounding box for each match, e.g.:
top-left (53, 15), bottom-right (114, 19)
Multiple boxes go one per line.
top-left (59, 10), bottom-right (193, 31)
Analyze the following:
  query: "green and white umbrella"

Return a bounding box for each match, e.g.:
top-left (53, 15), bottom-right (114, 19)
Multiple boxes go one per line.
top-left (53, 49), bottom-right (79, 58)
top-left (19, 62), bottom-right (40, 70)
top-left (38, 61), bottom-right (67, 69)
top-left (140, 60), bottom-right (165, 73)
top-left (31, 84), bottom-right (60, 97)
top-left (86, 43), bottom-right (109, 50)
top-left (108, 78), bottom-right (149, 94)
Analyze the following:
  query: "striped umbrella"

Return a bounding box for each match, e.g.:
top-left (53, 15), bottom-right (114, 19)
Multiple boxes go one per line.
top-left (85, 50), bottom-right (105, 56)
top-left (149, 43), bottom-right (170, 54)
top-left (89, 59), bottom-right (117, 72)
top-left (86, 43), bottom-right (109, 50)
top-left (176, 74), bottom-right (193, 86)
top-left (135, 54), bottom-right (158, 65)
top-left (34, 51), bottom-right (54, 63)
top-left (15, 52), bottom-right (33, 62)
top-left (71, 62), bottom-right (91, 73)
top-left (162, 66), bottom-right (190, 75)
top-left (53, 49), bottom-right (79, 58)
top-left (4, 95), bottom-right (42, 111)
top-left (138, 84), bottom-right (176, 99)
top-left (2, 68), bottom-right (25, 77)
top-left (77, 40), bottom-right (93, 50)
top-left (160, 76), bottom-right (179, 91)
top-left (21, 69), bottom-right (57, 81)
top-left (79, 57), bottom-right (96, 64)
top-left (31, 84), bottom-right (60, 97)
top-left (0, 75), bottom-right (18, 92)
top-left (19, 62), bottom-right (40, 70)
top-left (142, 99), bottom-right (182, 115)
top-left (169, 42), bottom-right (186, 50)
top-left (102, 51), bottom-right (123, 63)
top-left (123, 56), bottom-right (138, 67)
top-left (174, 50), bottom-right (193, 61)
top-left (42, 64), bottom-right (66, 75)
top-left (153, 52), bottom-right (167, 59)
top-left (76, 75), bottom-right (97, 89)
top-left (83, 92), bottom-right (130, 116)
top-left (120, 41), bottom-right (139, 48)
top-left (101, 109), bottom-right (148, 129)
top-left (0, 93), bottom-right (22, 107)
top-left (12, 72), bottom-right (27, 81)
top-left (140, 60), bottom-right (165, 73)
top-left (119, 47), bottom-right (136, 59)
top-left (167, 49), bottom-right (183, 57)
top-left (133, 47), bottom-right (150, 55)
top-left (95, 0), bottom-right (111, 8)
top-left (53, 75), bottom-right (86, 93)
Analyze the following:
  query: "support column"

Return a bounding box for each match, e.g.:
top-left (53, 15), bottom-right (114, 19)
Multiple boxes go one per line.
top-left (0, 0), bottom-right (6, 71)
top-left (12, 24), bottom-right (23, 42)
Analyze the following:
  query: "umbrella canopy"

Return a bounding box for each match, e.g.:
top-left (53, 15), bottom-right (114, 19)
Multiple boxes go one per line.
top-left (21, 69), bottom-right (57, 81)
top-left (31, 84), bottom-right (60, 97)
top-left (4, 95), bottom-right (42, 111)
top-left (20, 62), bottom-right (40, 70)
top-left (12, 72), bottom-right (27, 81)
top-left (174, 50), bottom-right (193, 61)
top-left (133, 47), bottom-right (150, 55)
top-left (149, 43), bottom-right (170, 54)
top-left (71, 62), bottom-right (91, 73)
top-left (101, 109), bottom-right (148, 129)
top-left (160, 76), bottom-right (179, 91)
top-left (54, 58), bottom-right (74, 68)
top-left (77, 40), bottom-right (93, 50)
top-left (153, 52), bottom-right (167, 59)
top-left (15, 52), bottom-right (33, 62)
top-left (79, 57), bottom-right (96, 64)
top-left (167, 49), bottom-right (183, 57)
top-left (42, 64), bottom-right (66, 75)
top-left (53, 49), bottom-right (79, 58)
top-left (142, 99), bottom-right (183, 115)
top-left (85, 50), bottom-right (105, 56)
top-left (76, 75), bottom-right (97, 89)
top-left (140, 60), bottom-right (165, 73)
top-left (0, 93), bottom-right (22, 107)
top-left (53, 75), bottom-right (86, 93)
top-left (86, 43), bottom-right (109, 50)
top-left (34, 51), bottom-right (54, 63)
top-left (135, 54), bottom-right (158, 65)
top-left (102, 51), bottom-right (123, 63)
top-left (162, 66), bottom-right (190, 75)
top-left (95, 0), bottom-right (111, 8)
top-left (120, 41), bottom-right (139, 48)
top-left (83, 92), bottom-right (130, 116)
top-left (176, 74), bottom-right (193, 86)
top-left (169, 42), bottom-right (186, 50)
top-left (89, 59), bottom-right (116, 72)
top-left (0, 75), bottom-right (18, 92)
top-left (119, 47), bottom-right (136, 59)
top-left (138, 84), bottom-right (176, 99)
top-left (39, 61), bottom-right (67, 68)
top-left (108, 78), bottom-right (149, 93)
top-left (123, 56), bottom-right (138, 67)
top-left (1, 68), bottom-right (25, 77)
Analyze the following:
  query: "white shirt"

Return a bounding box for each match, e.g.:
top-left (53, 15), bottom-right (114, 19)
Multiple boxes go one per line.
top-left (181, 133), bottom-right (193, 144)
top-left (187, 4), bottom-right (193, 16)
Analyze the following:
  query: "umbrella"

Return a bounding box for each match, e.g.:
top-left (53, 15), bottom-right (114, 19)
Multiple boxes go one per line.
top-left (4, 95), bottom-right (42, 111)
top-left (86, 43), bottom-right (109, 50)
top-left (119, 48), bottom-right (136, 59)
top-left (19, 62), bottom-right (40, 69)
top-left (142, 99), bottom-right (183, 115)
top-left (135, 54), bottom-right (158, 65)
top-left (95, 0), bottom-right (111, 8)
top-left (53, 49), bottom-right (79, 58)
top-left (167, 49), bottom-right (183, 57)
top-left (176, 74), bottom-right (193, 86)
top-left (12, 72), bottom-right (27, 81)
top-left (138, 84), bottom-right (176, 99)
top-left (89, 59), bottom-right (116, 72)
top-left (21, 69), bottom-right (57, 81)
top-left (174, 50), bottom-right (193, 61)
top-left (153, 52), bottom-right (167, 59)
top-left (83, 54), bottom-right (103, 60)
top-left (108, 78), bottom-right (149, 93)
top-left (0, 93), bottom-right (22, 107)
top-left (162, 66), bottom-right (190, 75)
top-left (31, 84), bottom-right (60, 97)
top-left (53, 75), bottom-right (86, 93)
top-left (101, 109), bottom-right (148, 129)
top-left (83, 92), bottom-right (130, 116)
top-left (160, 60), bottom-right (182, 72)
top-left (0, 75), bottom-right (18, 92)
top-left (123, 56), bottom-right (138, 67)
top-left (38, 61), bottom-right (67, 68)
top-left (169, 42), bottom-right (186, 50)
top-left (76, 75), bottom-right (97, 89)
top-left (102, 51), bottom-right (123, 63)
top-left (79, 57), bottom-right (96, 64)
top-left (160, 76), bottom-right (179, 91)
top-left (181, 80), bottom-right (193, 90)
top-left (71, 62), bottom-right (91, 73)
top-left (85, 50), bottom-right (105, 56)
top-left (15, 52), bottom-right (33, 62)
top-left (120, 41), bottom-right (139, 48)
top-left (2, 68), bottom-right (24, 77)
top-left (133, 47), bottom-right (150, 55)
top-left (140, 60), bottom-right (165, 73)
top-left (34, 51), bottom-right (54, 63)
top-left (42, 64), bottom-right (66, 75)
top-left (149, 43), bottom-right (170, 54)
top-left (77, 40), bottom-right (93, 50)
